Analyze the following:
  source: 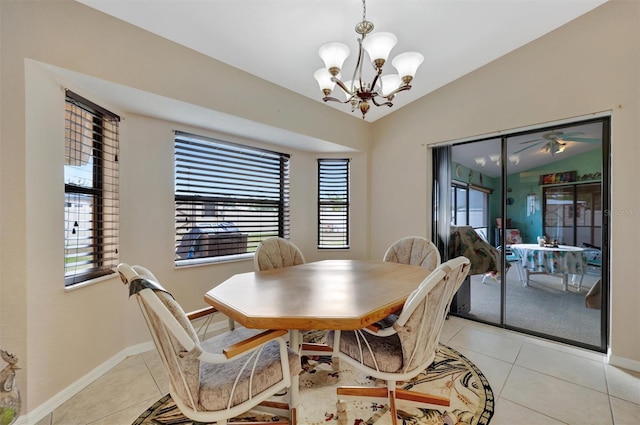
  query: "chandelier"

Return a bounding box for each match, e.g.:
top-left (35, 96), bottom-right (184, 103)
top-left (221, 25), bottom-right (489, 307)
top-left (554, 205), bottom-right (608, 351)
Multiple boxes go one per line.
top-left (313, 0), bottom-right (424, 118)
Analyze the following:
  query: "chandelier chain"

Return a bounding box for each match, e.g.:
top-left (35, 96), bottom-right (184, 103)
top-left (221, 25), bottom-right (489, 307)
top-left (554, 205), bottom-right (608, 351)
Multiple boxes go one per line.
top-left (362, 0), bottom-right (366, 23)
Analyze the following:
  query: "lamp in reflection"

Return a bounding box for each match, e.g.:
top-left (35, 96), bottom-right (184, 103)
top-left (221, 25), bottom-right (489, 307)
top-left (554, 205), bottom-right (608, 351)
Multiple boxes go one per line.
top-left (474, 157), bottom-right (486, 166)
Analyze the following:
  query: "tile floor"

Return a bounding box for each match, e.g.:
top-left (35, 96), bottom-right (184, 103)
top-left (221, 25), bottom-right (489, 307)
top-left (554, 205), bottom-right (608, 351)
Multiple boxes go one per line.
top-left (36, 316), bottom-right (640, 425)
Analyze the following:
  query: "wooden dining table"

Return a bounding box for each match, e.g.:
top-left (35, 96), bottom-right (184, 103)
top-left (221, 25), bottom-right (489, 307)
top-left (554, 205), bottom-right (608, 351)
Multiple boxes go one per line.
top-left (204, 259), bottom-right (432, 348)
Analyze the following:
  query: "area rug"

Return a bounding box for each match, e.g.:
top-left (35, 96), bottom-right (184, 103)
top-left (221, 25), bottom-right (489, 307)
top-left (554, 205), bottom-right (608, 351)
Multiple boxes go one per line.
top-left (133, 344), bottom-right (493, 425)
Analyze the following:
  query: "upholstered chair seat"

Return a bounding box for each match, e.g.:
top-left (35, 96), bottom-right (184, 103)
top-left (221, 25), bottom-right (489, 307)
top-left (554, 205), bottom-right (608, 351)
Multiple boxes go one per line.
top-left (198, 328), bottom-right (301, 411)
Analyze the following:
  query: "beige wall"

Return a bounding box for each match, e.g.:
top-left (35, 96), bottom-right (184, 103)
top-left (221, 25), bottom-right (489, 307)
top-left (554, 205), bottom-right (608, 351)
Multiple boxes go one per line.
top-left (371, 0), bottom-right (640, 367)
top-left (1, 0), bottom-right (370, 415)
top-left (1, 0), bottom-right (639, 421)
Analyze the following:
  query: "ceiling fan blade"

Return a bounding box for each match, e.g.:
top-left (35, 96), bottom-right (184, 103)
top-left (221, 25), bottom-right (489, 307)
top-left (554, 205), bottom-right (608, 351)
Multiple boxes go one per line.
top-left (557, 131), bottom-right (584, 139)
top-left (513, 142), bottom-right (542, 154)
top-left (561, 137), bottom-right (601, 144)
top-left (519, 138), bottom-right (544, 145)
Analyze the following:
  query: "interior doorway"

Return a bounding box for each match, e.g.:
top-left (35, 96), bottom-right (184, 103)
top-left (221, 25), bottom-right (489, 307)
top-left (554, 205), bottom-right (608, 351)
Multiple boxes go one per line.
top-left (437, 116), bottom-right (609, 352)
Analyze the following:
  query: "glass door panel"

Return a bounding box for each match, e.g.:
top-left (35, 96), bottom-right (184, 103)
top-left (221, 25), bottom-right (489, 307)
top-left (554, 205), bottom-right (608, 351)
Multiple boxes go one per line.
top-left (503, 121), bottom-right (605, 350)
top-left (450, 138), bottom-right (501, 325)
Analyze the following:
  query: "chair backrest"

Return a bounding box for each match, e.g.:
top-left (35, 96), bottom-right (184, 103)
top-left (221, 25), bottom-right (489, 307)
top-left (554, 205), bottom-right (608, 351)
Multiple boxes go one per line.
top-left (117, 263), bottom-right (202, 410)
top-left (504, 228), bottom-right (523, 245)
top-left (254, 236), bottom-right (306, 271)
top-left (383, 236), bottom-right (441, 272)
top-left (395, 256), bottom-right (470, 373)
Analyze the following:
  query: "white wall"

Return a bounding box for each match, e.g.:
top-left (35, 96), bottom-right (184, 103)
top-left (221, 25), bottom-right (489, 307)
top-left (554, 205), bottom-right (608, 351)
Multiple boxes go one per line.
top-left (371, 0), bottom-right (640, 368)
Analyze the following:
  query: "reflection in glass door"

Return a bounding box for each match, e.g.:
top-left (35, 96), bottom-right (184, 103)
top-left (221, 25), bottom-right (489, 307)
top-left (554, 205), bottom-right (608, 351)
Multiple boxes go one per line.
top-left (543, 183), bottom-right (602, 247)
top-left (443, 117), bottom-right (608, 352)
top-left (450, 138), bottom-right (502, 325)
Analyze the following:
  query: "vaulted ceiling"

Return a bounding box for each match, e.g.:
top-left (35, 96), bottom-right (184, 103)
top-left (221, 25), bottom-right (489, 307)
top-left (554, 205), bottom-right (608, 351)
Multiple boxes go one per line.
top-left (76, 0), bottom-right (608, 122)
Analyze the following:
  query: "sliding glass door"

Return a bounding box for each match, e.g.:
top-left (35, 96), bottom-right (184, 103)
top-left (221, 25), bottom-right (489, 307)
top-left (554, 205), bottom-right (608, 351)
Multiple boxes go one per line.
top-left (442, 117), bottom-right (609, 352)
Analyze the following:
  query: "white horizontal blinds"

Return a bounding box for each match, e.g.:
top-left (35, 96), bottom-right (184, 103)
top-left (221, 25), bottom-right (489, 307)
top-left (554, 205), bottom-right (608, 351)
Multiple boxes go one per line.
top-left (64, 91), bottom-right (120, 286)
top-left (174, 132), bottom-right (290, 263)
top-left (318, 158), bottom-right (350, 248)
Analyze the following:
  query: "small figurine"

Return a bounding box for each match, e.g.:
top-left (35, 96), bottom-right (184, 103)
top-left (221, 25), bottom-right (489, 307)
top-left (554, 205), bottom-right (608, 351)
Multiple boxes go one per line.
top-left (0, 350), bottom-right (20, 425)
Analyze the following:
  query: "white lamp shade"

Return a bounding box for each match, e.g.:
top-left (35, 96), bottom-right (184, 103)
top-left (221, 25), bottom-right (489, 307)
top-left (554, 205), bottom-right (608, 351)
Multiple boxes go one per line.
top-left (380, 74), bottom-right (402, 96)
top-left (318, 42), bottom-right (350, 71)
top-left (392, 52), bottom-right (424, 79)
top-left (362, 32), bottom-right (397, 63)
top-left (314, 68), bottom-right (336, 92)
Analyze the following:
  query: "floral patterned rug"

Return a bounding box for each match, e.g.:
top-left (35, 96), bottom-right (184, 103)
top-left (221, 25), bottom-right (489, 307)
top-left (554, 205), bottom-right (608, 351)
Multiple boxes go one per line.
top-left (133, 344), bottom-right (493, 425)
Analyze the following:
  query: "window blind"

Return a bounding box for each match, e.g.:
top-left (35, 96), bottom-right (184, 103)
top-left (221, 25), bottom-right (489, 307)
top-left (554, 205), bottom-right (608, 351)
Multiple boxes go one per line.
top-left (64, 90), bottom-right (120, 286)
top-left (318, 158), bottom-right (349, 248)
top-left (174, 131), bottom-right (290, 264)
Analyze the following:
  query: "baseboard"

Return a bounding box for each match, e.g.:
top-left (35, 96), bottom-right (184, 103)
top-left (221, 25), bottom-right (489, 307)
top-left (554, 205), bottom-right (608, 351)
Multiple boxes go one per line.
top-left (18, 318), bottom-right (228, 424)
top-left (608, 352), bottom-right (640, 373)
top-left (16, 341), bottom-right (153, 425)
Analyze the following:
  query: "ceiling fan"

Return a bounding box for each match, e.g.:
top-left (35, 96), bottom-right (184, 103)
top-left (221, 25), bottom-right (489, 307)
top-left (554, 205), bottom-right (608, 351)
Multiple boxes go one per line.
top-left (514, 130), bottom-right (600, 156)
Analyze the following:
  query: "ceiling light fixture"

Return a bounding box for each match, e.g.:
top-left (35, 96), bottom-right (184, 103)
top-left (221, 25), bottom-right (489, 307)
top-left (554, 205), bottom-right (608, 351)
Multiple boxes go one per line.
top-left (508, 154), bottom-right (520, 165)
top-left (313, 0), bottom-right (424, 118)
top-left (475, 157), bottom-right (487, 166)
top-left (544, 139), bottom-right (567, 156)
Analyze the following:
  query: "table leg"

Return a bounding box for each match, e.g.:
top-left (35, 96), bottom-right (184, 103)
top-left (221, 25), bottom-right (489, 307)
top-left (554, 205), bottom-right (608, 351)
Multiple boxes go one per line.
top-left (516, 262), bottom-right (527, 286)
top-left (289, 330), bottom-right (301, 355)
top-left (570, 274), bottom-right (585, 290)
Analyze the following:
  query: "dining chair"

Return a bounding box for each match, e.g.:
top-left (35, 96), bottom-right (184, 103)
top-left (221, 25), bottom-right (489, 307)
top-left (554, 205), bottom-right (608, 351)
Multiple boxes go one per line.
top-left (254, 236), bottom-right (306, 271)
top-left (374, 236), bottom-right (443, 332)
top-left (117, 263), bottom-right (301, 424)
top-left (383, 236), bottom-right (441, 272)
top-left (327, 257), bottom-right (471, 425)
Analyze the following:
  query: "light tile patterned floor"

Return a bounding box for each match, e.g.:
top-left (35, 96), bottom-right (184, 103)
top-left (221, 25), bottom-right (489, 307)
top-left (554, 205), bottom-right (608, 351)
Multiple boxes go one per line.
top-left (36, 317), bottom-right (640, 425)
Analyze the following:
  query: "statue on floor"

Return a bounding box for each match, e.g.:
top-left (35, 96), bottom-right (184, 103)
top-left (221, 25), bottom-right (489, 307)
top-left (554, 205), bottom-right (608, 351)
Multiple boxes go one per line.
top-left (0, 350), bottom-right (20, 425)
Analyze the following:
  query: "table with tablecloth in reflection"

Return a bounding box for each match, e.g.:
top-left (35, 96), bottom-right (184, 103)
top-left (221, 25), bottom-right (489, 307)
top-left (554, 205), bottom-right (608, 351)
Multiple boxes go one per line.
top-left (510, 243), bottom-right (588, 291)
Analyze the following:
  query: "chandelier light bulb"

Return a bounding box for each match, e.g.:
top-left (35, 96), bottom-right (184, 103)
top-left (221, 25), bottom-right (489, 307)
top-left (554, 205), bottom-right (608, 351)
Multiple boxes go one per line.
top-left (392, 52), bottom-right (424, 83)
top-left (362, 32), bottom-right (397, 68)
top-left (314, 68), bottom-right (336, 95)
top-left (475, 157), bottom-right (487, 166)
top-left (380, 74), bottom-right (402, 97)
top-left (318, 42), bottom-right (350, 75)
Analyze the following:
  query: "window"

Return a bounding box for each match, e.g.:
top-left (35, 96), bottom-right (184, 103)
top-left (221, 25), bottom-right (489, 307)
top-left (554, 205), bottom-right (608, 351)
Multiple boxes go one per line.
top-left (451, 181), bottom-right (489, 240)
top-left (317, 158), bottom-right (349, 248)
top-left (543, 183), bottom-right (601, 246)
top-left (174, 132), bottom-right (290, 265)
top-left (64, 91), bottom-right (120, 286)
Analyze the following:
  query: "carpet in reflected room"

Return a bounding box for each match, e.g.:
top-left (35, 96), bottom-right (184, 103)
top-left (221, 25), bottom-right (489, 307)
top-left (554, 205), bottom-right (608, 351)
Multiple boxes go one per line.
top-left (133, 344), bottom-right (493, 425)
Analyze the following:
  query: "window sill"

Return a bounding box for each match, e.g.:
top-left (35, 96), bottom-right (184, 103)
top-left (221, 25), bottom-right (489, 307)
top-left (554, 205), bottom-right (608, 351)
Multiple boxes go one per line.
top-left (64, 271), bottom-right (119, 292)
top-left (175, 253), bottom-right (254, 269)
